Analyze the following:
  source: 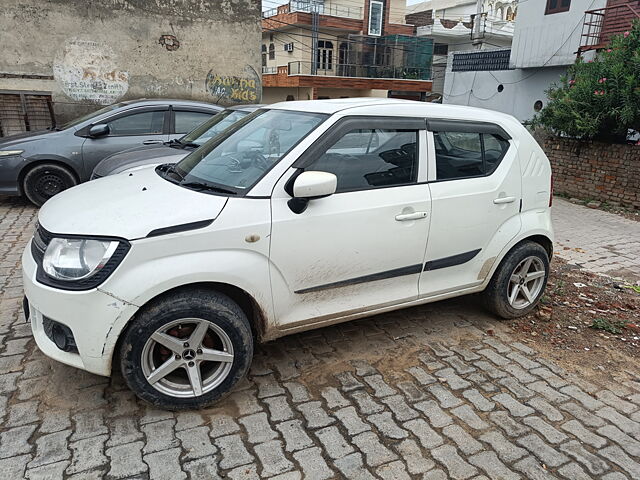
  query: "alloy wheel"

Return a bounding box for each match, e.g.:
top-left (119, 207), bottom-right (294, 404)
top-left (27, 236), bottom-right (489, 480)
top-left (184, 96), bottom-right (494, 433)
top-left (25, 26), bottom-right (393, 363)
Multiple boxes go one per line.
top-left (506, 256), bottom-right (546, 309)
top-left (141, 318), bottom-right (234, 398)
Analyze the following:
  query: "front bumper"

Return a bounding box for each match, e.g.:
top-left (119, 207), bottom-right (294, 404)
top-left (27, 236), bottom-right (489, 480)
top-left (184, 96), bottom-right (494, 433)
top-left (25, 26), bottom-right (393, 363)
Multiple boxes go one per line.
top-left (0, 155), bottom-right (25, 195)
top-left (22, 241), bottom-right (134, 376)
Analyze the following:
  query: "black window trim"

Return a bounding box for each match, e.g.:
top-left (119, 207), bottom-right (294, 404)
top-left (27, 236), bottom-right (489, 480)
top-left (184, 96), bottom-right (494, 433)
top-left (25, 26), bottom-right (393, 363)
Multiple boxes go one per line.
top-left (427, 119), bottom-right (511, 183)
top-left (291, 116), bottom-right (425, 195)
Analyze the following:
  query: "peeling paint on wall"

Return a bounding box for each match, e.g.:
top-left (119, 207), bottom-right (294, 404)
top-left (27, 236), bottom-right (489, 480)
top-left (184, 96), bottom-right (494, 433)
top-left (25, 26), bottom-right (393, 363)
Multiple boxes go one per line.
top-left (53, 37), bottom-right (129, 105)
top-left (205, 65), bottom-right (261, 104)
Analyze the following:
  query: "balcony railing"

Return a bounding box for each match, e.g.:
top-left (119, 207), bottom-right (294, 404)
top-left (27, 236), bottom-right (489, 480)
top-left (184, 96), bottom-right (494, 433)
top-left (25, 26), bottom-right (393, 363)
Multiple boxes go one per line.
top-left (262, 1), bottom-right (362, 20)
top-left (579, 2), bottom-right (640, 53)
top-left (287, 61), bottom-right (430, 80)
top-left (262, 66), bottom-right (277, 74)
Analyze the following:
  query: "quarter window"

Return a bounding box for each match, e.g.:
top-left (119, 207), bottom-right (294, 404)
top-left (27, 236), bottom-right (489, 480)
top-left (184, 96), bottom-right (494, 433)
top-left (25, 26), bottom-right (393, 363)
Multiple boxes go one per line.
top-left (107, 110), bottom-right (165, 136)
top-left (368, 0), bottom-right (384, 36)
top-left (434, 131), bottom-right (509, 180)
top-left (306, 128), bottom-right (418, 193)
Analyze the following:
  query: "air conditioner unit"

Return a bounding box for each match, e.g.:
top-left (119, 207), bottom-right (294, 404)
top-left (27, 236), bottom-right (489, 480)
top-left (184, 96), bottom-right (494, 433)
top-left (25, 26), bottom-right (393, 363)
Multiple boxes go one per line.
top-left (283, 43), bottom-right (294, 52)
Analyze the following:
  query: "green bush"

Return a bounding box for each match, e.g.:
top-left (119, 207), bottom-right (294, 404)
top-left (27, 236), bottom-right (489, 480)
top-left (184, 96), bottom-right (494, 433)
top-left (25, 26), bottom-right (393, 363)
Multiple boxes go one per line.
top-left (533, 21), bottom-right (640, 142)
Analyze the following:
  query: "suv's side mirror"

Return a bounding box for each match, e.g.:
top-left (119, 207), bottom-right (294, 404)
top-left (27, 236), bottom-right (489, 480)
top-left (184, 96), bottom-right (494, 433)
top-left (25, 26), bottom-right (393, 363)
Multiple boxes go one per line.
top-left (89, 124), bottom-right (110, 138)
top-left (288, 171), bottom-right (337, 214)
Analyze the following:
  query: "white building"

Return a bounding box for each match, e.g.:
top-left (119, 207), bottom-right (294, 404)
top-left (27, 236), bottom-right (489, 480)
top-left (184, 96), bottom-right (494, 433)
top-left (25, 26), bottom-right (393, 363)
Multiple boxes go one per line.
top-left (440, 0), bottom-right (640, 122)
top-left (406, 0), bottom-right (517, 98)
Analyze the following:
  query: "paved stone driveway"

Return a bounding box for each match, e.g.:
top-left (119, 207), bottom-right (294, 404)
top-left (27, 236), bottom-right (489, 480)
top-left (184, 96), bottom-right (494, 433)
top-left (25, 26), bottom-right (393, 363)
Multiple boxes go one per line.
top-left (553, 198), bottom-right (640, 282)
top-left (1, 196), bottom-right (639, 480)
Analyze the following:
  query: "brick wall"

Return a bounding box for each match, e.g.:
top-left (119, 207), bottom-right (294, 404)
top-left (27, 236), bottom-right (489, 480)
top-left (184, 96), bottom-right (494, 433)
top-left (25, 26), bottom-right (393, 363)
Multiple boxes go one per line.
top-left (541, 135), bottom-right (640, 208)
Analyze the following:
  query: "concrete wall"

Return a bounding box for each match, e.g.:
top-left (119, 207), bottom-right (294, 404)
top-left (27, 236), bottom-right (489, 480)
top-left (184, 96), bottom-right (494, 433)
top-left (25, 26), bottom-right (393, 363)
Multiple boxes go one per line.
top-left (0, 0), bottom-right (262, 123)
top-left (443, 63), bottom-right (566, 122)
top-left (510, 0), bottom-right (606, 68)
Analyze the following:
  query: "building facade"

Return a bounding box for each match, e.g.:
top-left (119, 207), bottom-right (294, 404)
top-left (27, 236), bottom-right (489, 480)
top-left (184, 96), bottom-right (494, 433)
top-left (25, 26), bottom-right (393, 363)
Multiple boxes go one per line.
top-left (261, 0), bottom-right (433, 102)
top-left (406, 0), bottom-right (518, 100)
top-left (442, 0), bottom-right (639, 122)
top-left (0, 0), bottom-right (262, 135)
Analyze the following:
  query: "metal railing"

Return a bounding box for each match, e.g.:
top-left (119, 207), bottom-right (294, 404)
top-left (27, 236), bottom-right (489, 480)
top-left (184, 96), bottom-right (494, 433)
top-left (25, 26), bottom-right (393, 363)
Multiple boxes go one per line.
top-left (579, 3), bottom-right (640, 53)
top-left (287, 61), bottom-right (430, 80)
top-left (262, 1), bottom-right (362, 20)
top-left (262, 66), bottom-right (277, 74)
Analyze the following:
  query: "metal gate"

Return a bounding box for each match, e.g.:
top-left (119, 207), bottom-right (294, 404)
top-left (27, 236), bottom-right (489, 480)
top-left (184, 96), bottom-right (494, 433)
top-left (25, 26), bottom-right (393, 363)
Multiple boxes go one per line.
top-left (0, 92), bottom-right (55, 137)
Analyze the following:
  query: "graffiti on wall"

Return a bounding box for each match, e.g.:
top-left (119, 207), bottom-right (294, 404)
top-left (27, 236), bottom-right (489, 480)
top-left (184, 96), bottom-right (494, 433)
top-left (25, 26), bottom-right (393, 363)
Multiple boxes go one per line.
top-left (205, 66), bottom-right (261, 104)
top-left (53, 38), bottom-right (129, 105)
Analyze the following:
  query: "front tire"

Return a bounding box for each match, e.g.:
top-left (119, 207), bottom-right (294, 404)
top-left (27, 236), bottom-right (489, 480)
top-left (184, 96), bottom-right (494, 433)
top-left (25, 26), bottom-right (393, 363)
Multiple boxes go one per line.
top-left (483, 241), bottom-right (550, 319)
top-left (23, 163), bottom-right (77, 206)
top-left (119, 288), bottom-right (253, 410)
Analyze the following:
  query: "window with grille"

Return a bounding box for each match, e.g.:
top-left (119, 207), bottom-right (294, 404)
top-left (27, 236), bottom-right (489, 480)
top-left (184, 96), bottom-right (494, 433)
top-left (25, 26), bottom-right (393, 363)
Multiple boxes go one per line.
top-left (317, 40), bottom-right (334, 70)
top-left (368, 1), bottom-right (384, 36)
top-left (0, 93), bottom-right (54, 137)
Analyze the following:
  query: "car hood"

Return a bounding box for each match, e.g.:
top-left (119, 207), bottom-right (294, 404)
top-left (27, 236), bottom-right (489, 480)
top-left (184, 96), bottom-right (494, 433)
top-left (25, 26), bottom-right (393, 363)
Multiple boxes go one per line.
top-left (0, 129), bottom-right (64, 150)
top-left (93, 145), bottom-right (187, 177)
top-left (38, 166), bottom-right (229, 240)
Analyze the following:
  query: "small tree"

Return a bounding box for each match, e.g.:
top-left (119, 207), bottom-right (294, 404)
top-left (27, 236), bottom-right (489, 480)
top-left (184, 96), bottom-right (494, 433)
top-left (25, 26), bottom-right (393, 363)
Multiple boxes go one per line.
top-left (534, 21), bottom-right (640, 142)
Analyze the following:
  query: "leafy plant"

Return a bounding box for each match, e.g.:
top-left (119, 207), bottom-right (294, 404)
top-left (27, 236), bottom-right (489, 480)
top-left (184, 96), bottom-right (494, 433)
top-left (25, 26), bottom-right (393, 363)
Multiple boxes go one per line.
top-left (590, 317), bottom-right (626, 334)
top-left (621, 284), bottom-right (640, 294)
top-left (533, 22), bottom-right (640, 142)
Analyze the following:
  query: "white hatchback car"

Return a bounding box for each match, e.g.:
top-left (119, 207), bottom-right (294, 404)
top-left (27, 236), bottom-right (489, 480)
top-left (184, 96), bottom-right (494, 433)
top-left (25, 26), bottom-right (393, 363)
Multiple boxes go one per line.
top-left (22, 98), bottom-right (553, 410)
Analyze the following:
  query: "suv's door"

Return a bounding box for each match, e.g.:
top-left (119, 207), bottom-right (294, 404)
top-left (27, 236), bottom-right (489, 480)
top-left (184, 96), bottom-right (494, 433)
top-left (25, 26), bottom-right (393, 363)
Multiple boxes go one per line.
top-left (419, 119), bottom-right (521, 297)
top-left (80, 107), bottom-right (169, 178)
top-left (269, 117), bottom-right (431, 327)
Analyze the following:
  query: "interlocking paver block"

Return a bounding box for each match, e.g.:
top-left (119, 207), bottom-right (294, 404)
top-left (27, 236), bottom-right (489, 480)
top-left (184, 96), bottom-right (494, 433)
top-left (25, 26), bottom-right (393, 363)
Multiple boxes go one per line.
top-left (215, 434), bottom-right (254, 470)
top-left (522, 416), bottom-right (568, 444)
top-left (596, 390), bottom-right (638, 414)
top-left (209, 413), bottom-right (240, 438)
top-left (315, 425), bottom-right (354, 459)
top-left (479, 430), bottom-right (527, 463)
top-left (28, 429), bottom-right (71, 469)
top-left (516, 434), bottom-right (569, 467)
top-left (443, 424), bottom-right (483, 455)
top-left (335, 406), bottom-right (371, 435)
top-left (254, 440), bottom-right (293, 477)
top-left (597, 424), bottom-right (640, 457)
top-left (395, 438), bottom-right (434, 474)
top-left (145, 447), bottom-right (186, 480)
top-left (561, 420), bottom-right (607, 448)
top-left (468, 451), bottom-right (519, 480)
top-left (320, 387), bottom-right (349, 409)
top-left (352, 431), bottom-right (397, 467)
top-left (141, 418), bottom-right (179, 454)
top-left (334, 452), bottom-right (377, 480)
top-left (106, 441), bottom-right (147, 479)
top-left (176, 426), bottom-right (217, 461)
top-left (363, 374), bottom-right (396, 397)
top-left (560, 440), bottom-right (610, 475)
top-left (350, 390), bottom-right (384, 415)
top-left (297, 401), bottom-right (334, 429)
top-left (380, 394), bottom-right (419, 421)
top-left (451, 405), bottom-right (489, 430)
top-left (276, 419), bottom-right (313, 452)
top-left (431, 444), bottom-right (478, 480)
top-left (403, 418), bottom-right (442, 448)
top-left (264, 395), bottom-right (295, 422)
top-left (66, 434), bottom-right (108, 474)
top-left (428, 384), bottom-right (463, 408)
top-left (0, 424), bottom-right (36, 458)
top-left (599, 445), bottom-right (640, 478)
top-left (293, 447), bottom-right (334, 480)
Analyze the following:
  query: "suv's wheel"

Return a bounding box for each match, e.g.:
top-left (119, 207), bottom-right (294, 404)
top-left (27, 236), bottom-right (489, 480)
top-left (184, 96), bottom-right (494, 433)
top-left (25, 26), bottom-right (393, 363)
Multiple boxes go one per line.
top-left (483, 241), bottom-right (550, 319)
top-left (119, 288), bottom-right (253, 410)
top-left (23, 163), bottom-right (77, 206)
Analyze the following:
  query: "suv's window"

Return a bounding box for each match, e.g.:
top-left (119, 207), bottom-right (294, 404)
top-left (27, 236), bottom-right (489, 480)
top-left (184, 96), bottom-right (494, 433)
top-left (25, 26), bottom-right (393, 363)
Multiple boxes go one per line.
top-left (434, 131), bottom-right (509, 180)
top-left (307, 129), bottom-right (418, 193)
top-left (174, 110), bottom-right (213, 134)
top-left (107, 111), bottom-right (165, 136)
top-left (182, 110), bottom-right (249, 145)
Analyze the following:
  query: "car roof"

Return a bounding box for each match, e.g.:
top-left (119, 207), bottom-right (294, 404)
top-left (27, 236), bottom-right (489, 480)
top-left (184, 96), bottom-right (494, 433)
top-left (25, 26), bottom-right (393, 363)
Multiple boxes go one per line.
top-left (227, 104), bottom-right (266, 112)
top-left (119, 98), bottom-right (224, 110)
top-left (268, 98), bottom-right (519, 125)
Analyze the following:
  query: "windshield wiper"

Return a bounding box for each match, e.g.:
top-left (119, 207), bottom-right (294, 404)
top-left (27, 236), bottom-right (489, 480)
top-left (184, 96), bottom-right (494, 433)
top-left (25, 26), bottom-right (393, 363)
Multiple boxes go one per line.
top-left (180, 181), bottom-right (237, 195)
top-left (165, 138), bottom-right (186, 149)
top-left (181, 141), bottom-right (200, 148)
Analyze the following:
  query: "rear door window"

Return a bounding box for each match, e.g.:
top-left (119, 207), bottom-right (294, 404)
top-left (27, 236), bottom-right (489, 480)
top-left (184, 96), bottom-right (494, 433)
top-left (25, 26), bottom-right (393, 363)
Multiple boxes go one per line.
top-left (107, 110), bottom-right (165, 136)
top-left (434, 130), bottom-right (509, 180)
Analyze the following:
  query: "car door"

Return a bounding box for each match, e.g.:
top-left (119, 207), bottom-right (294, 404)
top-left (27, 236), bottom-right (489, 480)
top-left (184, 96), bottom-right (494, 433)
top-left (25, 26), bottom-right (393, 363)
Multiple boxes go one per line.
top-left (269, 117), bottom-right (431, 328)
top-left (419, 119), bottom-right (521, 297)
top-left (80, 107), bottom-right (169, 178)
top-left (170, 108), bottom-right (219, 141)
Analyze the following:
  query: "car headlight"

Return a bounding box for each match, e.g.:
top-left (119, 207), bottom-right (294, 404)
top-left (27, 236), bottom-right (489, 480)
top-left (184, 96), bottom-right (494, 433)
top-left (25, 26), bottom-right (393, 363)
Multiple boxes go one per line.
top-left (0, 150), bottom-right (24, 157)
top-left (43, 238), bottom-right (120, 281)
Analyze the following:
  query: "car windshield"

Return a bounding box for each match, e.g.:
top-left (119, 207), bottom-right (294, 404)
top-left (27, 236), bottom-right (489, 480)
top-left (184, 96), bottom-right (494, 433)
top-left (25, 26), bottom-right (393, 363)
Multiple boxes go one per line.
top-left (60, 103), bottom-right (126, 130)
top-left (181, 109), bottom-right (251, 146)
top-left (170, 109), bottom-right (327, 193)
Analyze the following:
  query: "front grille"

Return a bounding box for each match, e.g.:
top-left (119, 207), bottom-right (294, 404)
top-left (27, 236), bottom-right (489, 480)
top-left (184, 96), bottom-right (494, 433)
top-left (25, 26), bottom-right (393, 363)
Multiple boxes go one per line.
top-left (31, 223), bottom-right (52, 263)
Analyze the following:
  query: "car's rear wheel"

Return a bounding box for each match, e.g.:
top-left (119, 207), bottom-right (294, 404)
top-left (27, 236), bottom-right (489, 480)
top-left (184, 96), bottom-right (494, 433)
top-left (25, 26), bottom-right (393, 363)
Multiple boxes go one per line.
top-left (23, 163), bottom-right (77, 206)
top-left (119, 288), bottom-right (253, 410)
top-left (483, 241), bottom-right (549, 319)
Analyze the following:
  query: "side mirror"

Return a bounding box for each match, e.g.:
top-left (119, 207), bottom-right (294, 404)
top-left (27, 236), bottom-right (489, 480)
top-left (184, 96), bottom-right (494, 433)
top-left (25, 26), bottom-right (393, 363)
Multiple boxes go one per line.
top-left (89, 124), bottom-right (110, 138)
top-left (288, 171), bottom-right (337, 214)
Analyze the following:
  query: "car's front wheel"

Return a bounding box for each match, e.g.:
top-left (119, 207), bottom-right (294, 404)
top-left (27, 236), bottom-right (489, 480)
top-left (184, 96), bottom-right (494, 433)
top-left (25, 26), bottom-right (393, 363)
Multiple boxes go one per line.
top-left (23, 163), bottom-right (77, 206)
top-left (483, 241), bottom-right (550, 319)
top-left (119, 288), bottom-right (253, 410)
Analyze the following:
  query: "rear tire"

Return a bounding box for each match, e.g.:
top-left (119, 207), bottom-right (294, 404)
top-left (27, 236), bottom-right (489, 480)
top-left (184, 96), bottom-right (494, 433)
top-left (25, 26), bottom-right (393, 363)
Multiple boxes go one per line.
top-left (23, 163), bottom-right (77, 206)
top-left (119, 288), bottom-right (253, 410)
top-left (483, 241), bottom-right (549, 319)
